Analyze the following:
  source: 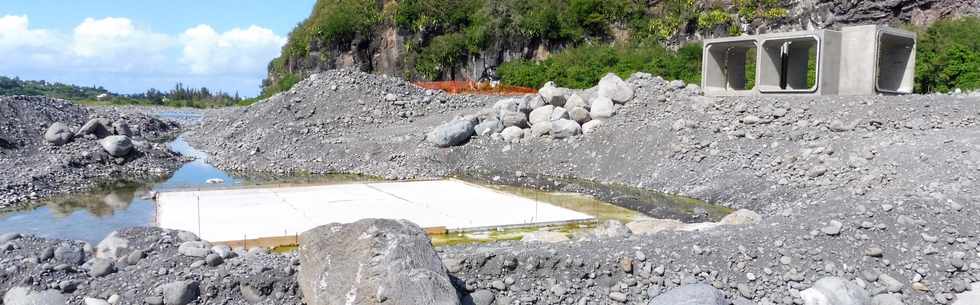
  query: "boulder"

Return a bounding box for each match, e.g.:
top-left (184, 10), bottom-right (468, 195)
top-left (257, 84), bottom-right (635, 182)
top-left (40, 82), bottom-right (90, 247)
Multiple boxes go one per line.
top-left (800, 277), bottom-right (871, 305)
top-left (648, 284), bottom-right (730, 305)
top-left (564, 94), bottom-right (588, 110)
top-left (3, 287), bottom-right (67, 305)
top-left (550, 107), bottom-right (569, 121)
top-left (499, 111), bottom-right (528, 128)
top-left (501, 126), bottom-right (523, 143)
top-left (178, 241), bottom-right (211, 257)
top-left (492, 98), bottom-right (520, 114)
top-left (99, 136), bottom-right (134, 157)
top-left (0, 135), bottom-right (14, 149)
top-left (590, 97), bottom-right (615, 120)
top-left (522, 231), bottom-right (569, 243)
top-left (54, 245), bottom-right (85, 265)
top-left (298, 219), bottom-right (460, 305)
top-left (160, 281), bottom-right (200, 305)
top-left (44, 122), bottom-right (74, 146)
top-left (719, 209), bottom-right (762, 225)
top-left (475, 119), bottom-right (503, 136)
top-left (568, 107), bottom-right (590, 124)
top-left (112, 122), bottom-right (133, 137)
top-left (463, 290), bottom-right (495, 305)
top-left (84, 297), bottom-right (110, 305)
top-left (530, 121), bottom-right (553, 137)
top-left (427, 117), bottom-right (478, 147)
top-left (582, 120), bottom-right (603, 134)
top-left (77, 118), bottom-right (112, 139)
top-left (528, 105), bottom-right (554, 126)
top-left (551, 119), bottom-right (581, 139)
top-left (597, 73), bottom-right (634, 103)
top-left (594, 220), bottom-right (632, 238)
top-left (87, 258), bottom-right (115, 277)
top-left (524, 94), bottom-right (547, 111)
top-left (669, 80), bottom-right (686, 90)
top-left (538, 82), bottom-right (567, 106)
top-left (626, 219), bottom-right (685, 235)
top-left (96, 231), bottom-right (131, 260)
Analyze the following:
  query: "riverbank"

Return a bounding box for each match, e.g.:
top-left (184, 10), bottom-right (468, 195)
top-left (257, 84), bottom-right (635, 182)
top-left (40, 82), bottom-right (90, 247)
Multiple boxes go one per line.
top-left (0, 96), bottom-right (186, 209)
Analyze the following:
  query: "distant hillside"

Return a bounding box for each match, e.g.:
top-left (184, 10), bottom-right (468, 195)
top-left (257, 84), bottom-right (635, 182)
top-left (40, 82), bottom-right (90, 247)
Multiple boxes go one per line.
top-left (0, 76), bottom-right (111, 101)
top-left (262, 0), bottom-right (979, 96)
top-left (0, 76), bottom-right (252, 108)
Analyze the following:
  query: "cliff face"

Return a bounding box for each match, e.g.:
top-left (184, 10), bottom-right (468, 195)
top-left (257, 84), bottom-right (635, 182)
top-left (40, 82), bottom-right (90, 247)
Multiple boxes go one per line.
top-left (262, 0), bottom-right (978, 95)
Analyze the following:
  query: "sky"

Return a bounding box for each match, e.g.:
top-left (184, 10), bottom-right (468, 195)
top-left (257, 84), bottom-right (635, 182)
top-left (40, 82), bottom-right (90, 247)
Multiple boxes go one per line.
top-left (0, 0), bottom-right (317, 97)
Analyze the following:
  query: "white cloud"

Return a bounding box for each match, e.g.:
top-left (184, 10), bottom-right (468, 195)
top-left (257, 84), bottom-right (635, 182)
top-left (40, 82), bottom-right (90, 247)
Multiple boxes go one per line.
top-left (0, 15), bottom-right (286, 96)
top-left (180, 24), bottom-right (286, 75)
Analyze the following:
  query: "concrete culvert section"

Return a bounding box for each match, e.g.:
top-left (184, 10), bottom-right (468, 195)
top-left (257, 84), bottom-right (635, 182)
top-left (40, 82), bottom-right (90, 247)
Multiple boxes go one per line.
top-left (702, 39), bottom-right (757, 95)
top-left (875, 31), bottom-right (916, 94)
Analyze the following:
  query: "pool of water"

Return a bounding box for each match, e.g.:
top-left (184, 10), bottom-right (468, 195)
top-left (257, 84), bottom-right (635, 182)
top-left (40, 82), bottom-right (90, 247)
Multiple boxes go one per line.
top-left (0, 136), bottom-right (240, 243)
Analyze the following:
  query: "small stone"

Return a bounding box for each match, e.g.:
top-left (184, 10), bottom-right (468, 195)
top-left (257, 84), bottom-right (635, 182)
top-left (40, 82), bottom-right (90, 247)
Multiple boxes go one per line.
top-left (821, 220), bottom-right (843, 236)
top-left (865, 247), bottom-right (884, 257)
top-left (609, 292), bottom-right (628, 302)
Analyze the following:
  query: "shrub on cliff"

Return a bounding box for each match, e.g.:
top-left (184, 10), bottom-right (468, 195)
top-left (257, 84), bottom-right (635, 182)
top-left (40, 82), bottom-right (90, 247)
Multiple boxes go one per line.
top-left (915, 17), bottom-right (980, 93)
top-left (498, 43), bottom-right (702, 89)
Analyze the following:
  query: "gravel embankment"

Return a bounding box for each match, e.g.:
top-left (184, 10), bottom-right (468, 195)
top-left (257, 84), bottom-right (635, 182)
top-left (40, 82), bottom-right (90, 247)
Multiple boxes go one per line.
top-left (182, 70), bottom-right (980, 304)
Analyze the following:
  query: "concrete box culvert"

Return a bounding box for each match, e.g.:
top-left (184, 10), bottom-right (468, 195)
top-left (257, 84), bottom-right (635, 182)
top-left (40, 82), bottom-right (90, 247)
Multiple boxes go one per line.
top-left (702, 25), bottom-right (914, 96)
top-left (702, 38), bottom-right (758, 96)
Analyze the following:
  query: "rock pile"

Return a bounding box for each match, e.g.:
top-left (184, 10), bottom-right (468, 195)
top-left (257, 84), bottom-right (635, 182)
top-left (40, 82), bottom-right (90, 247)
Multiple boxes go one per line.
top-left (427, 73), bottom-right (637, 146)
top-left (0, 96), bottom-right (182, 208)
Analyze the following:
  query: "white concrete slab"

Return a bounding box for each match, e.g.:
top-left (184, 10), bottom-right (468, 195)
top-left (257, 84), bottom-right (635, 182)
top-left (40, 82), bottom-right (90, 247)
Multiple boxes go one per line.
top-left (155, 180), bottom-right (594, 242)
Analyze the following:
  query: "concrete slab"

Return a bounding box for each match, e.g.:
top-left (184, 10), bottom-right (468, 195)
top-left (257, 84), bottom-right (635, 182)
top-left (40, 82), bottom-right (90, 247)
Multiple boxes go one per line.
top-left (155, 180), bottom-right (595, 242)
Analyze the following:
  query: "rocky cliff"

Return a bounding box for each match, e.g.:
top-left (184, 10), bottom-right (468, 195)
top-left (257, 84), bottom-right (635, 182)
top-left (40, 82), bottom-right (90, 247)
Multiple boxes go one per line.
top-left (262, 0), bottom-right (978, 95)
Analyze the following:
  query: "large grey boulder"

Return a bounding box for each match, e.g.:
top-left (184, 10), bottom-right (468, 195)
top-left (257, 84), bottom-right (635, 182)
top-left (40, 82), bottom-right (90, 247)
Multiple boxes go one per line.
top-left (538, 82), bottom-right (567, 106)
top-left (524, 94), bottom-right (546, 111)
top-left (492, 98), bottom-right (520, 114)
top-left (800, 277), bottom-right (871, 305)
top-left (86, 258), bottom-right (115, 277)
top-left (44, 122), bottom-right (73, 146)
top-left (499, 110), bottom-right (528, 128)
top-left (95, 231), bottom-right (131, 260)
top-left (100, 136), bottom-right (134, 157)
top-left (427, 117), bottom-right (477, 147)
top-left (178, 241), bottom-right (211, 257)
top-left (564, 94), bottom-right (588, 110)
top-left (528, 105), bottom-right (554, 126)
top-left (3, 287), bottom-right (66, 305)
top-left (597, 73), bottom-right (634, 103)
top-left (501, 126), bottom-right (523, 143)
top-left (551, 119), bottom-right (581, 139)
top-left (530, 121), bottom-right (553, 137)
top-left (568, 107), bottom-right (590, 124)
top-left (719, 209), bottom-right (762, 225)
top-left (159, 281), bottom-right (200, 305)
top-left (77, 118), bottom-right (112, 139)
top-left (298, 219), bottom-right (460, 305)
top-left (474, 119), bottom-right (503, 136)
top-left (582, 120), bottom-right (603, 134)
top-left (649, 284), bottom-right (730, 305)
top-left (463, 290), bottom-right (495, 305)
top-left (112, 122), bottom-right (133, 137)
top-left (590, 97), bottom-right (615, 120)
top-left (54, 245), bottom-right (85, 265)
top-left (550, 107), bottom-right (569, 121)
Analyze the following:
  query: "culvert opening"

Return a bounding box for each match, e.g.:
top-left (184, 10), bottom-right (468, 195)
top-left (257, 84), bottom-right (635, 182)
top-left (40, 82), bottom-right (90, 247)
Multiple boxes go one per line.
top-left (703, 40), bottom-right (758, 94)
top-left (876, 32), bottom-right (916, 94)
top-left (759, 37), bottom-right (818, 93)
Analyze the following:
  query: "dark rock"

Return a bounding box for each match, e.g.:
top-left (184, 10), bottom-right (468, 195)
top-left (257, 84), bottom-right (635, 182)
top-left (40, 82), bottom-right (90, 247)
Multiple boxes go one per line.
top-left (298, 219), bottom-right (460, 305)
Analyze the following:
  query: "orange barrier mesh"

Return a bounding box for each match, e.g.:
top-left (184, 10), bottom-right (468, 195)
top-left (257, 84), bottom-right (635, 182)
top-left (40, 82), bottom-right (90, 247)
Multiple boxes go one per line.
top-left (414, 81), bottom-right (537, 96)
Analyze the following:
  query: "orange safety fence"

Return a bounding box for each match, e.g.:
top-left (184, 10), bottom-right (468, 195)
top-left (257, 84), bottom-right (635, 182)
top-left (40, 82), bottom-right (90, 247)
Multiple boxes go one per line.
top-left (414, 80), bottom-right (537, 96)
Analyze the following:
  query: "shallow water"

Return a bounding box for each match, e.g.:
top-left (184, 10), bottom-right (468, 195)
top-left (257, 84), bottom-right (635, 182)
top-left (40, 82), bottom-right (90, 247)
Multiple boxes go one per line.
top-left (0, 136), bottom-right (239, 243)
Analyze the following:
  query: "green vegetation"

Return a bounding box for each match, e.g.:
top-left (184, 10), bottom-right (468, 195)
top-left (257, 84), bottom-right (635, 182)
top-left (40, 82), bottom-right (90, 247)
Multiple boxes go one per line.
top-left (264, 0), bottom-right (790, 95)
top-left (1, 76), bottom-right (252, 108)
top-left (914, 17), bottom-right (980, 93)
top-left (497, 43), bottom-right (702, 89)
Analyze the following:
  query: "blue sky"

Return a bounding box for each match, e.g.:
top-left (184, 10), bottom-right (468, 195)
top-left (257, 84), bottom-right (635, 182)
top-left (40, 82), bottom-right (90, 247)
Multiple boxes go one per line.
top-left (0, 0), bottom-right (316, 97)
